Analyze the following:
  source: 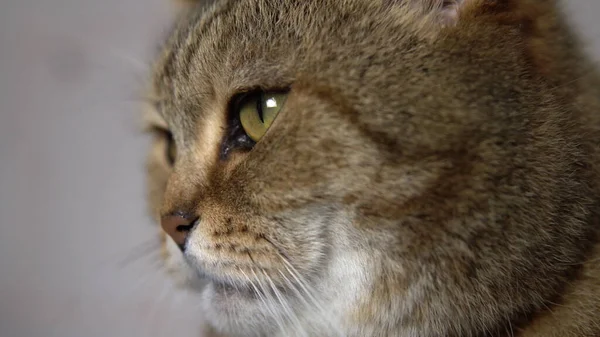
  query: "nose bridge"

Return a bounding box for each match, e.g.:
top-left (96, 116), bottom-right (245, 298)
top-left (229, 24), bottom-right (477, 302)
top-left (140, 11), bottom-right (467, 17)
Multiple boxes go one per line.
top-left (160, 109), bottom-right (223, 215)
top-left (158, 108), bottom-right (230, 248)
top-left (160, 157), bottom-right (249, 249)
top-left (160, 164), bottom-right (204, 217)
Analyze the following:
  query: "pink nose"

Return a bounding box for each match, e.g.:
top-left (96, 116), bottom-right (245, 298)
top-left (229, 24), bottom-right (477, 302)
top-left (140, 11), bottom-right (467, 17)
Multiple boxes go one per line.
top-left (160, 212), bottom-right (198, 248)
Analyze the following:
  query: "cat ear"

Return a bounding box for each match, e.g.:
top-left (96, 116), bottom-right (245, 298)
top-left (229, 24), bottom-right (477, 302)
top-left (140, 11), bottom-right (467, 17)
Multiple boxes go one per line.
top-left (429, 0), bottom-right (472, 25)
top-left (390, 0), bottom-right (510, 26)
top-left (423, 0), bottom-right (492, 26)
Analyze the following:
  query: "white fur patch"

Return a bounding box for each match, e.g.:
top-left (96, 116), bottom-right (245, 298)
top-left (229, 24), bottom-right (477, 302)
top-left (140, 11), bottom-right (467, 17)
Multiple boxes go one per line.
top-left (164, 235), bottom-right (197, 286)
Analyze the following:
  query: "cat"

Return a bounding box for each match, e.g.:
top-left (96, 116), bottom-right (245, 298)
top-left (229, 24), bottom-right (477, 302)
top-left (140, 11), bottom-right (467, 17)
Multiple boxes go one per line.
top-left (143, 0), bottom-right (600, 336)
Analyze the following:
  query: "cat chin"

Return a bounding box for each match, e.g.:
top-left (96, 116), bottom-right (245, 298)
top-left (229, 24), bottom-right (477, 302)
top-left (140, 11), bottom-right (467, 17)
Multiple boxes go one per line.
top-left (199, 281), bottom-right (290, 337)
top-left (196, 251), bottom-right (373, 337)
top-left (163, 237), bottom-right (289, 335)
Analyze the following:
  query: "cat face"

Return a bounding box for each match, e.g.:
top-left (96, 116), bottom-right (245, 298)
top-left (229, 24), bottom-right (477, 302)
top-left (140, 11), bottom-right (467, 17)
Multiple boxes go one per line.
top-left (145, 1), bottom-right (598, 336)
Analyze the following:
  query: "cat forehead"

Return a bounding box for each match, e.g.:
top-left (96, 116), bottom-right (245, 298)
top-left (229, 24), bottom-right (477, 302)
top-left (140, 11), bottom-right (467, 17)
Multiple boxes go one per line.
top-left (151, 0), bottom-right (512, 108)
top-left (150, 0), bottom-right (429, 115)
top-left (152, 0), bottom-right (293, 107)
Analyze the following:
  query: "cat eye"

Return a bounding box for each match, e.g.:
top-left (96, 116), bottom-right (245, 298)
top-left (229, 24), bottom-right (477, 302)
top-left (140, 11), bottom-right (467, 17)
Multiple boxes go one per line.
top-left (237, 91), bottom-right (288, 142)
top-left (149, 126), bottom-right (177, 165)
top-left (220, 89), bottom-right (288, 160)
top-left (165, 130), bottom-right (177, 165)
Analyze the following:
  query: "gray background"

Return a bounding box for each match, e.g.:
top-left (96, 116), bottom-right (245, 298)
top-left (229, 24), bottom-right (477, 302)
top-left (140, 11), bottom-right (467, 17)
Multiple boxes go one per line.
top-left (0, 1), bottom-right (599, 337)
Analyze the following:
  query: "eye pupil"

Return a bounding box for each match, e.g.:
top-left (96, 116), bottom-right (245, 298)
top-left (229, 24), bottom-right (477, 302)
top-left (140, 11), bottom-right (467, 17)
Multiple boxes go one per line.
top-left (256, 93), bottom-right (265, 123)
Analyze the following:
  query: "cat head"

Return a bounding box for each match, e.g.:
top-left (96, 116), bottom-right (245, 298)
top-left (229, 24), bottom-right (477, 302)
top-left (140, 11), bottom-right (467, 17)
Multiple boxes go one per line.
top-left (145, 0), bottom-right (597, 336)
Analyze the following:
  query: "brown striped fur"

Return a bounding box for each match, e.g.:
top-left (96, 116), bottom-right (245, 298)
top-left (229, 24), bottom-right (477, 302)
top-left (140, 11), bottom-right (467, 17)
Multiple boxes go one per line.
top-left (144, 0), bottom-right (600, 336)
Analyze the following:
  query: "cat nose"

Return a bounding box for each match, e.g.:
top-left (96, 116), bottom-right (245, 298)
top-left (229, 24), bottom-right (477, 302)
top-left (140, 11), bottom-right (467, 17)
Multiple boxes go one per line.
top-left (161, 212), bottom-right (199, 249)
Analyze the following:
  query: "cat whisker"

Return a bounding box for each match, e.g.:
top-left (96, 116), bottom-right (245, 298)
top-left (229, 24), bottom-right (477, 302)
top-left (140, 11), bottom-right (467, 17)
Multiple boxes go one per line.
top-left (277, 256), bottom-right (345, 337)
top-left (107, 95), bottom-right (166, 109)
top-left (262, 270), bottom-right (308, 337)
top-left (279, 259), bottom-right (326, 313)
top-left (68, 31), bottom-right (152, 75)
top-left (239, 268), bottom-right (274, 321)
top-left (277, 269), bottom-right (309, 307)
top-left (259, 235), bottom-right (339, 335)
top-left (102, 47), bottom-right (151, 74)
top-left (244, 250), bottom-right (288, 331)
top-left (102, 236), bottom-right (162, 269)
top-left (120, 248), bottom-right (162, 270)
top-left (548, 61), bottom-right (600, 92)
top-left (251, 267), bottom-right (291, 336)
top-left (277, 269), bottom-right (320, 336)
top-left (142, 279), bottom-right (178, 335)
top-left (242, 267), bottom-right (287, 335)
top-left (239, 267), bottom-right (268, 307)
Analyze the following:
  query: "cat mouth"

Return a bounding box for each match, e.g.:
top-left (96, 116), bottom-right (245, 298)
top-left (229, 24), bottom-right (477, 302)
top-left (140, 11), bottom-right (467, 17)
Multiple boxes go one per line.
top-left (211, 279), bottom-right (258, 298)
top-left (195, 268), bottom-right (289, 300)
top-left (184, 254), bottom-right (289, 300)
top-left (192, 269), bottom-right (261, 299)
top-left (209, 279), bottom-right (257, 298)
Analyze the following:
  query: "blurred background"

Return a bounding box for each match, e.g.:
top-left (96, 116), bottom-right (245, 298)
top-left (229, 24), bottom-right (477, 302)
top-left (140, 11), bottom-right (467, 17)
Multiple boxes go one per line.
top-left (0, 1), bottom-right (599, 337)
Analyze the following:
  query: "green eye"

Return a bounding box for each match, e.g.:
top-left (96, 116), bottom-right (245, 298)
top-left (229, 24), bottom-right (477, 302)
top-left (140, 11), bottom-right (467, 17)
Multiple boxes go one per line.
top-left (239, 91), bottom-right (287, 142)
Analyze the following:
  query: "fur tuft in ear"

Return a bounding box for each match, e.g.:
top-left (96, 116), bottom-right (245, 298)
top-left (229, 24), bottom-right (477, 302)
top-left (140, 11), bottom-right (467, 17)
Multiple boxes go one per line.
top-left (427, 0), bottom-right (513, 26)
top-left (388, 0), bottom-right (514, 26)
top-left (436, 0), bottom-right (470, 25)
top-left (391, 0), bottom-right (477, 26)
